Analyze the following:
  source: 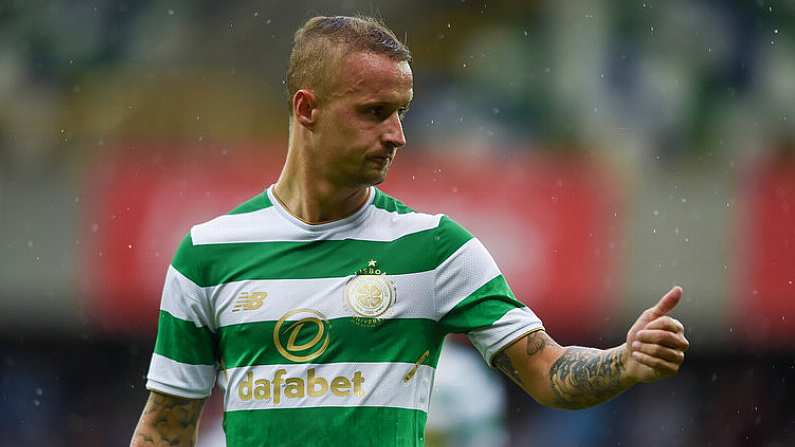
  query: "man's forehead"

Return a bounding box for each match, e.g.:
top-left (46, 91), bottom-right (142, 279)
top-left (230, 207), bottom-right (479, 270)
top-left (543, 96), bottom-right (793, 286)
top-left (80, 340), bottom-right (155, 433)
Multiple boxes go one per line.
top-left (332, 52), bottom-right (413, 101)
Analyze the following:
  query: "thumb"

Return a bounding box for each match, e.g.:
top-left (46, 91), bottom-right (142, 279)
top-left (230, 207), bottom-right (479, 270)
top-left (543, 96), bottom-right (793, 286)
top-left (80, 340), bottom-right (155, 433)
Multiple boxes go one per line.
top-left (649, 286), bottom-right (683, 316)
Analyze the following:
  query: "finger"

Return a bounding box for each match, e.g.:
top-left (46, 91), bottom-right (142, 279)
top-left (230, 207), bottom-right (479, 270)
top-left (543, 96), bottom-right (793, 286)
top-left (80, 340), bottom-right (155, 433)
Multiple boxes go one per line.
top-left (631, 341), bottom-right (685, 364)
top-left (649, 286), bottom-right (683, 316)
top-left (636, 330), bottom-right (690, 350)
top-left (631, 351), bottom-right (680, 374)
top-left (644, 316), bottom-right (685, 333)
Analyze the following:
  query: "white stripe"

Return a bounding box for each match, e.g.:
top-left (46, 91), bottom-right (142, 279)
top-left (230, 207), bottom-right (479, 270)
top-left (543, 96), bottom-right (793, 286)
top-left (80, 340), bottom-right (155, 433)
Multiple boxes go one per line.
top-left (434, 238), bottom-right (502, 320)
top-left (146, 353), bottom-right (217, 399)
top-left (223, 362), bottom-right (434, 413)
top-left (190, 206), bottom-right (442, 245)
top-left (160, 265), bottom-right (216, 331)
top-left (210, 271), bottom-right (435, 327)
top-left (467, 307), bottom-right (544, 365)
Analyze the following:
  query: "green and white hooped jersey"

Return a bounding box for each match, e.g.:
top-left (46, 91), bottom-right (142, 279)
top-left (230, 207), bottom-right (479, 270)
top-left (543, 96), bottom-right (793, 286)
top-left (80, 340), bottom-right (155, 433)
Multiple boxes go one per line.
top-left (146, 185), bottom-right (543, 447)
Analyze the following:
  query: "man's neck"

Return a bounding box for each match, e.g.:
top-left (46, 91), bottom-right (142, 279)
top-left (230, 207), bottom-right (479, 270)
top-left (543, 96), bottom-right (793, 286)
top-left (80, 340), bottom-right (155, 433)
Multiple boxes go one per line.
top-left (273, 158), bottom-right (370, 225)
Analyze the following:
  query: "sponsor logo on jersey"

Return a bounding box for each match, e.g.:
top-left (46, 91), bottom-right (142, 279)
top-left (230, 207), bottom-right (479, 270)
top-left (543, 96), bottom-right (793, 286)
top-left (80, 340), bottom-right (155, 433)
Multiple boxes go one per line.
top-left (237, 368), bottom-right (365, 405)
top-left (273, 308), bottom-right (330, 362)
top-left (232, 291), bottom-right (268, 312)
top-left (344, 259), bottom-right (396, 327)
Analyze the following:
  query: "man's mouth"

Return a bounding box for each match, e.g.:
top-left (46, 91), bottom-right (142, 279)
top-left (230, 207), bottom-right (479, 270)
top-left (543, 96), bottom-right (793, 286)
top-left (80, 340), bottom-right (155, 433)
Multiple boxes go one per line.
top-left (369, 155), bottom-right (392, 164)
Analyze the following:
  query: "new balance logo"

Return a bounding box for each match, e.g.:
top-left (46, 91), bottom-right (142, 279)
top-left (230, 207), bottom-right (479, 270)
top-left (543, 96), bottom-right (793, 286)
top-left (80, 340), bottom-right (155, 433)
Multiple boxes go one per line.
top-left (232, 292), bottom-right (268, 312)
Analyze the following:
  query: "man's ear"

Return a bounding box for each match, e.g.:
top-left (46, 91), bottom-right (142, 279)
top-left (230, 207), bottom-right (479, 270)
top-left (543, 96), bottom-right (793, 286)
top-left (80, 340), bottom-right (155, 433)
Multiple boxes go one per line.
top-left (293, 89), bottom-right (319, 128)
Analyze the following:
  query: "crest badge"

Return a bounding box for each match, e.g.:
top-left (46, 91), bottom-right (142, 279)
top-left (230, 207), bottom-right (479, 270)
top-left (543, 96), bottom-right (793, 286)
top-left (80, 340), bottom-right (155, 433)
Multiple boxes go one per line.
top-left (344, 259), bottom-right (396, 326)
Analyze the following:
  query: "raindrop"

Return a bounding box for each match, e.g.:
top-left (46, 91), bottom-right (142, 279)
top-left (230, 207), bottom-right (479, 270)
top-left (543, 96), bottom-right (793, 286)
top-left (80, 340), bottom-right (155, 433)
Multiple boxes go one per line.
top-left (774, 29), bottom-right (779, 34)
top-left (33, 399), bottom-right (40, 406)
top-left (523, 30), bottom-right (528, 37)
top-left (35, 388), bottom-right (43, 396)
top-left (27, 240), bottom-right (33, 248)
top-left (680, 197), bottom-right (687, 203)
top-left (128, 244), bottom-right (133, 249)
top-left (168, 9), bottom-right (174, 15)
top-left (652, 210), bottom-right (660, 216)
top-left (91, 223), bottom-right (99, 233)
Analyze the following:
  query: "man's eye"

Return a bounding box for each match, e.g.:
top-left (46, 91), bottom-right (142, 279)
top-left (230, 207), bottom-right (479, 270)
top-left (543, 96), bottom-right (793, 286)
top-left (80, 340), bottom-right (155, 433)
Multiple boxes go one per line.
top-left (367, 106), bottom-right (386, 119)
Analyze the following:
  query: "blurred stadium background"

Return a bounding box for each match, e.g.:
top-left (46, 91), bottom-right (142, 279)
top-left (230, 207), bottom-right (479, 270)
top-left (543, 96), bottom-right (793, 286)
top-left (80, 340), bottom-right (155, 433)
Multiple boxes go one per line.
top-left (1, 0), bottom-right (794, 445)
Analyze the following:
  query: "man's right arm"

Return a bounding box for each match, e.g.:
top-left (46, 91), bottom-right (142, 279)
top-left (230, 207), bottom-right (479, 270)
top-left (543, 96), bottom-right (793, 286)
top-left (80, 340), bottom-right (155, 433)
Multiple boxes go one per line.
top-left (130, 391), bottom-right (206, 447)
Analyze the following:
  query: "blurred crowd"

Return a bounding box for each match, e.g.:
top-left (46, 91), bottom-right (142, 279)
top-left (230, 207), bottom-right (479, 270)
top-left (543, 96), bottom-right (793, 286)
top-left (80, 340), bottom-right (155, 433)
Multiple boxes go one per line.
top-left (1, 0), bottom-right (794, 168)
top-left (1, 1), bottom-right (794, 445)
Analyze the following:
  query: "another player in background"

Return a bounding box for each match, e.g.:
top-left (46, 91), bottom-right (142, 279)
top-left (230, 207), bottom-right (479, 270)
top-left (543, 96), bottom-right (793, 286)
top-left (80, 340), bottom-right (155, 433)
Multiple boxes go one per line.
top-left (131, 15), bottom-right (689, 447)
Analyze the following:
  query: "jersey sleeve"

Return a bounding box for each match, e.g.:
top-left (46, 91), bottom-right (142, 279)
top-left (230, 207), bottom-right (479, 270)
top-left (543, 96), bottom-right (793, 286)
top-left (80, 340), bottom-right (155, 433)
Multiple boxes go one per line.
top-left (145, 233), bottom-right (218, 399)
top-left (434, 216), bottom-right (544, 366)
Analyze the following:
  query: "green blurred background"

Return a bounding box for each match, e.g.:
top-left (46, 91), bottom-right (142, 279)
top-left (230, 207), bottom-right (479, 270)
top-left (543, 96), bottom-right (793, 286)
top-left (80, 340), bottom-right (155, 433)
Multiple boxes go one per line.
top-left (1, 0), bottom-right (794, 445)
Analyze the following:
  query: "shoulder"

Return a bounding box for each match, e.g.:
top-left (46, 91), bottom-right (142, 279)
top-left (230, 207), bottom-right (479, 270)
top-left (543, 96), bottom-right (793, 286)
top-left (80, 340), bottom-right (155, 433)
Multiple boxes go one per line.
top-left (189, 190), bottom-right (276, 245)
top-left (371, 188), bottom-right (474, 257)
top-left (170, 191), bottom-right (273, 285)
top-left (369, 188), bottom-right (444, 239)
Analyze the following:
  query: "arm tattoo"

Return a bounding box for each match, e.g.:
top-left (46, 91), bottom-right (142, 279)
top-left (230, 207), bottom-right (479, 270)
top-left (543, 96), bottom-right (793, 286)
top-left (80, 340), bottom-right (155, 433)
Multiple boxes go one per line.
top-left (131, 391), bottom-right (204, 447)
top-left (493, 330), bottom-right (555, 388)
top-left (549, 347), bottom-right (627, 409)
top-left (493, 349), bottom-right (525, 387)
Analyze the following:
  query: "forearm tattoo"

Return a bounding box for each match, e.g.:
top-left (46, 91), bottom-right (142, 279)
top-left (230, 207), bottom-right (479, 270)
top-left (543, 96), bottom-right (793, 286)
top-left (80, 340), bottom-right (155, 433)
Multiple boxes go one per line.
top-left (131, 391), bottom-right (204, 447)
top-left (549, 346), bottom-right (626, 409)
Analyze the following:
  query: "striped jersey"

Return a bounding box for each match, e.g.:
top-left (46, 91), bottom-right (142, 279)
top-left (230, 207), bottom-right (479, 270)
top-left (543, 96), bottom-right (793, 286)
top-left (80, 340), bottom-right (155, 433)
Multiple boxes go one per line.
top-left (146, 185), bottom-right (543, 446)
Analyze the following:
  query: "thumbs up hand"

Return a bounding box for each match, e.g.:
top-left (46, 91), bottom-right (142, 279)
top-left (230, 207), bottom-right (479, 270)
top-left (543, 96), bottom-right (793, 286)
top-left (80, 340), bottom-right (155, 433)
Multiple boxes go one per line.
top-left (623, 287), bottom-right (690, 384)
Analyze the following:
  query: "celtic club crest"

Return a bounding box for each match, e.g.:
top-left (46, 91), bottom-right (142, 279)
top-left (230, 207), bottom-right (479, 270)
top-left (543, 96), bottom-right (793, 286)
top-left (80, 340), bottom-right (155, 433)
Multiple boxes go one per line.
top-left (344, 259), bottom-right (396, 323)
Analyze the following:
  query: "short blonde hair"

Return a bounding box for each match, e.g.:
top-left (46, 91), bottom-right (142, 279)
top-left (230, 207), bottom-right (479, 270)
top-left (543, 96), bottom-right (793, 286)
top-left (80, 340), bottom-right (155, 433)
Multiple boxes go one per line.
top-left (286, 16), bottom-right (411, 112)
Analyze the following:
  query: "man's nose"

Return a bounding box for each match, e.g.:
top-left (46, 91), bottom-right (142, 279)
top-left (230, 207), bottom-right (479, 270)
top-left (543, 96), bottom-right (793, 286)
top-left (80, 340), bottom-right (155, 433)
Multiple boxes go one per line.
top-left (383, 113), bottom-right (406, 149)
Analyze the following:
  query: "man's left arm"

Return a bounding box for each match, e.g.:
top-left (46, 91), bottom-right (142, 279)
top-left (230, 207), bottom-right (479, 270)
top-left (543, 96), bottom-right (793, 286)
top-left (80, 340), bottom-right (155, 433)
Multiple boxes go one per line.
top-left (493, 287), bottom-right (689, 410)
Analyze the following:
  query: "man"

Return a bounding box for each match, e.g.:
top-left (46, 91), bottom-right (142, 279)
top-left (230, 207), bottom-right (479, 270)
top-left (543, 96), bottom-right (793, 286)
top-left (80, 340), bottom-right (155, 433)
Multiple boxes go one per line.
top-left (131, 15), bottom-right (689, 447)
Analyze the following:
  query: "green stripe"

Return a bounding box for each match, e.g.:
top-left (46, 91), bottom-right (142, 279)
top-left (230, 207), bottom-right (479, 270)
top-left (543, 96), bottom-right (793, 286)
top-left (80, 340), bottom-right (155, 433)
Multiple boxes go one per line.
top-left (228, 191), bottom-right (272, 215)
top-left (224, 406), bottom-right (427, 447)
top-left (373, 189), bottom-right (415, 214)
top-left (435, 215), bottom-right (474, 265)
top-left (173, 229), bottom-right (442, 287)
top-left (154, 311), bottom-right (217, 365)
top-left (439, 275), bottom-right (524, 333)
top-left (172, 216), bottom-right (475, 288)
top-left (219, 318), bottom-right (443, 368)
